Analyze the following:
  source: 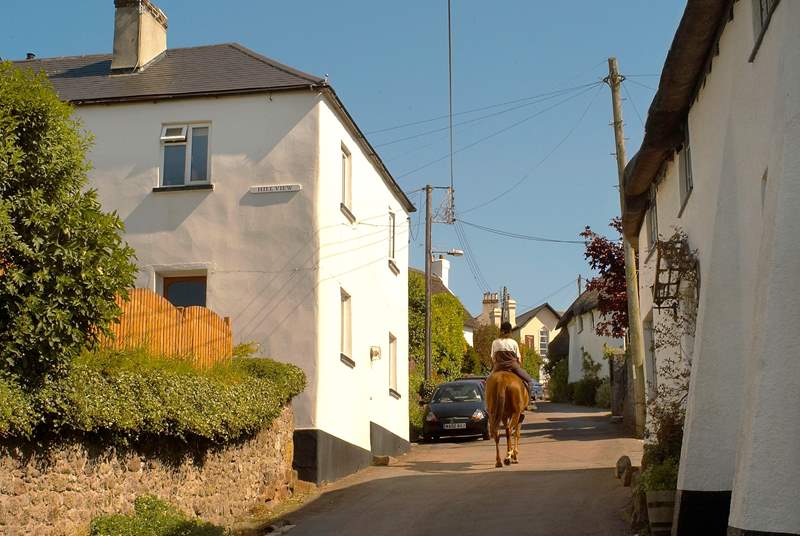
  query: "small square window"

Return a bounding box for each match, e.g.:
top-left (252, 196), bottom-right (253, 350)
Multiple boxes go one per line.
top-left (679, 123), bottom-right (693, 210)
top-left (160, 124), bottom-right (210, 187)
top-left (389, 333), bottom-right (398, 392)
top-left (340, 288), bottom-right (352, 362)
top-left (163, 276), bottom-right (206, 307)
top-left (388, 212), bottom-right (396, 260)
top-left (341, 144), bottom-right (352, 210)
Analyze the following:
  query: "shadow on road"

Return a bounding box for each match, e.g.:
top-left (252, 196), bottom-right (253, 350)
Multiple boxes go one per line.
top-left (278, 468), bottom-right (630, 536)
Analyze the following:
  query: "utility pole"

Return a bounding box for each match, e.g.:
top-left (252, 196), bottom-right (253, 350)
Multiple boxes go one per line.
top-left (607, 57), bottom-right (647, 437)
top-left (424, 184), bottom-right (433, 382)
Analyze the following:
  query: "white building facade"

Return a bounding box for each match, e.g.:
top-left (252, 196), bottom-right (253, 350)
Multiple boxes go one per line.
top-left (625, 1), bottom-right (800, 533)
top-left (17, 0), bottom-right (415, 484)
top-left (556, 290), bottom-right (624, 383)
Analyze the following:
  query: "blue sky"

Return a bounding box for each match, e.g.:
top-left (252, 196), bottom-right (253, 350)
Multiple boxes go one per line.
top-left (1, 1), bottom-right (684, 316)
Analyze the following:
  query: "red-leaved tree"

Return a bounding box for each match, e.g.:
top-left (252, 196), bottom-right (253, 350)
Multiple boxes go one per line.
top-left (580, 218), bottom-right (628, 338)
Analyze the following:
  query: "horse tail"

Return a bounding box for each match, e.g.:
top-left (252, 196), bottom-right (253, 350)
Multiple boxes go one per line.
top-left (490, 386), bottom-right (506, 438)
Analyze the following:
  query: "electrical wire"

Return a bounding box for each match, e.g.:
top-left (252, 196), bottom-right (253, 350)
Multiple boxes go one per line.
top-left (516, 278), bottom-right (583, 311)
top-left (458, 83), bottom-right (603, 215)
top-left (625, 79), bottom-right (657, 92)
top-left (622, 80), bottom-right (645, 127)
top-left (374, 83), bottom-right (593, 148)
top-left (452, 221), bottom-right (490, 292)
top-left (364, 82), bottom-right (600, 136)
top-left (395, 82), bottom-right (602, 180)
top-left (457, 219), bottom-right (585, 244)
top-left (447, 0), bottom-right (454, 195)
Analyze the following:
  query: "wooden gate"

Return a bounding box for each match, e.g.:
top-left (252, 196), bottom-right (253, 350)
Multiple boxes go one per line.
top-left (101, 288), bottom-right (232, 368)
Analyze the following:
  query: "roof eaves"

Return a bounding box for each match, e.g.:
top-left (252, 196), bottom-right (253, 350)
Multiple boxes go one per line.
top-left (321, 86), bottom-right (416, 213)
top-left (68, 84), bottom-right (317, 106)
top-left (226, 43), bottom-right (324, 84)
top-left (621, 0), bottom-right (734, 243)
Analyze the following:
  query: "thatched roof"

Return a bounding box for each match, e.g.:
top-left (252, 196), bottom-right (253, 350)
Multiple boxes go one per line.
top-left (621, 0), bottom-right (734, 243)
top-left (556, 289), bottom-right (600, 330)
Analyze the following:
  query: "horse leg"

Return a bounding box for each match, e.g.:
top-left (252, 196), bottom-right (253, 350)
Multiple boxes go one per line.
top-left (509, 414), bottom-right (520, 464)
top-left (513, 413), bottom-right (522, 463)
top-left (504, 419), bottom-right (512, 466)
top-left (494, 427), bottom-right (502, 468)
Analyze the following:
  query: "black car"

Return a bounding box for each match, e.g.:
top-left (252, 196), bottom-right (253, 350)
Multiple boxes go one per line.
top-left (422, 380), bottom-right (489, 441)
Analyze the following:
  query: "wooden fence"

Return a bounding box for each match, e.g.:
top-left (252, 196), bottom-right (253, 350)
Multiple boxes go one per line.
top-left (101, 288), bottom-right (232, 368)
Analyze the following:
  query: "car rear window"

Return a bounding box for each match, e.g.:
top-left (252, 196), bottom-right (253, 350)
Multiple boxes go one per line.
top-left (432, 384), bottom-right (483, 403)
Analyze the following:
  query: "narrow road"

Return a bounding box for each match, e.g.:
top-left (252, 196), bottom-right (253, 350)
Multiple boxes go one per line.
top-left (284, 403), bottom-right (642, 536)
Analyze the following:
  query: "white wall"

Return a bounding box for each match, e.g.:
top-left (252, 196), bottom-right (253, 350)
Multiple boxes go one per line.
top-left (566, 310), bottom-right (623, 383)
top-left (636, 2), bottom-right (800, 531)
top-left (77, 92), bottom-right (322, 429)
top-left (315, 98), bottom-right (410, 452)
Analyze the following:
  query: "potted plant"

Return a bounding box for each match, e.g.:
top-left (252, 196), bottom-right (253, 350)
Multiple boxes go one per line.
top-left (642, 458), bottom-right (678, 536)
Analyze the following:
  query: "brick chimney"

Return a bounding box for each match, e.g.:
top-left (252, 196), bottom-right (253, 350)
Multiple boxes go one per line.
top-left (479, 292), bottom-right (500, 326)
top-left (111, 0), bottom-right (168, 71)
top-left (508, 297), bottom-right (517, 328)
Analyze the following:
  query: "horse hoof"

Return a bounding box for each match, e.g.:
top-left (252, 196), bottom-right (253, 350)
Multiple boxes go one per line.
top-left (511, 459), bottom-right (519, 464)
top-left (496, 462), bottom-right (503, 468)
top-left (503, 458), bottom-right (511, 466)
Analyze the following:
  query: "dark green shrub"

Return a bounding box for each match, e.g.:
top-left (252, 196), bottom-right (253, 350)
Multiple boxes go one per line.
top-left (548, 359), bottom-right (571, 402)
top-left (461, 345), bottom-right (482, 375)
top-left (595, 378), bottom-right (611, 408)
top-left (572, 378), bottom-right (600, 406)
top-left (0, 62), bottom-right (136, 384)
top-left (641, 458), bottom-right (678, 492)
top-left (0, 377), bottom-right (36, 438)
top-left (0, 348), bottom-right (305, 443)
top-left (90, 495), bottom-right (227, 536)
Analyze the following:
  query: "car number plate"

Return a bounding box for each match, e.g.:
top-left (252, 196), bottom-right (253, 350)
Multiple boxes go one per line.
top-left (443, 423), bottom-right (466, 430)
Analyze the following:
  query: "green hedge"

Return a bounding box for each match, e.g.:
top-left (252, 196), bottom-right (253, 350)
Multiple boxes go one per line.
top-left (595, 379), bottom-right (611, 408)
top-left (90, 495), bottom-right (227, 536)
top-left (0, 349), bottom-right (305, 443)
top-left (0, 377), bottom-right (37, 437)
top-left (548, 359), bottom-right (571, 402)
top-left (571, 378), bottom-right (600, 406)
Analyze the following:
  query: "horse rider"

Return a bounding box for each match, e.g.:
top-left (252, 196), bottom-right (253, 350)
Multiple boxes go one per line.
top-left (491, 321), bottom-right (533, 399)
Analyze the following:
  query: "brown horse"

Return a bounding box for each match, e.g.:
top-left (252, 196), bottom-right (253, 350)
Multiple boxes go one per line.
top-left (486, 371), bottom-right (528, 468)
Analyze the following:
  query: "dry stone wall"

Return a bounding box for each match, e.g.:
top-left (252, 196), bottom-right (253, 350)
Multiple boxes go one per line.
top-left (0, 405), bottom-right (295, 535)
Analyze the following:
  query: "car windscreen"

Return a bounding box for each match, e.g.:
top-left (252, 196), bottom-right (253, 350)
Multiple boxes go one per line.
top-left (432, 384), bottom-right (483, 403)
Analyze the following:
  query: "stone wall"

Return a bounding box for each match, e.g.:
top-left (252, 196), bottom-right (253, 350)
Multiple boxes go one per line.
top-left (0, 405), bottom-right (295, 535)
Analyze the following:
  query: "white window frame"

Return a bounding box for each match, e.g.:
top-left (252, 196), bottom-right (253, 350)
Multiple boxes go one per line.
top-left (539, 327), bottom-right (549, 357)
top-left (340, 288), bottom-right (353, 366)
top-left (577, 314), bottom-right (584, 333)
top-left (388, 211), bottom-right (396, 261)
top-left (160, 123), bottom-right (211, 187)
top-left (678, 123), bottom-right (693, 212)
top-left (389, 333), bottom-right (398, 393)
top-left (340, 143), bottom-right (354, 221)
top-left (646, 183), bottom-right (659, 253)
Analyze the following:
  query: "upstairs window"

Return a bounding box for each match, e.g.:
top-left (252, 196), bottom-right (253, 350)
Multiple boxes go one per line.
top-left (161, 124), bottom-right (210, 186)
top-left (577, 314), bottom-right (584, 333)
top-left (539, 327), bottom-right (549, 357)
top-left (750, 0), bottom-right (781, 61)
top-left (340, 144), bottom-right (354, 221)
top-left (389, 333), bottom-right (398, 393)
top-left (340, 288), bottom-right (353, 365)
top-left (646, 184), bottom-right (659, 252)
top-left (679, 123), bottom-right (693, 210)
top-left (388, 212), bottom-right (396, 260)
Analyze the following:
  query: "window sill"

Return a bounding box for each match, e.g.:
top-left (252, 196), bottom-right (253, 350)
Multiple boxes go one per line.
top-left (749, 0), bottom-right (781, 63)
top-left (340, 353), bottom-right (356, 368)
top-left (153, 183), bottom-right (214, 193)
top-left (340, 203), bottom-right (356, 223)
top-left (389, 388), bottom-right (401, 400)
top-left (388, 259), bottom-right (400, 275)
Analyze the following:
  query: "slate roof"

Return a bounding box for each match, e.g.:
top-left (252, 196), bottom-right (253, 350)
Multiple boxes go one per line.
top-left (555, 289), bottom-right (600, 330)
top-left (410, 268), bottom-right (477, 329)
top-left (513, 303), bottom-right (561, 331)
top-left (12, 43), bottom-right (324, 104)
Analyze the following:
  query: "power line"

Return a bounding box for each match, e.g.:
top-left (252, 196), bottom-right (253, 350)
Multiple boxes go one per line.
top-left (457, 219), bottom-right (585, 244)
top-left (458, 83), bottom-right (603, 215)
top-left (374, 83), bottom-right (593, 148)
top-left (625, 79), bottom-right (657, 92)
top-left (364, 82), bottom-right (600, 136)
top-left (622, 80), bottom-right (645, 127)
top-left (395, 82), bottom-right (602, 179)
top-left (447, 0), bottom-right (454, 196)
top-left (454, 222), bottom-right (491, 293)
top-left (517, 277), bottom-right (584, 311)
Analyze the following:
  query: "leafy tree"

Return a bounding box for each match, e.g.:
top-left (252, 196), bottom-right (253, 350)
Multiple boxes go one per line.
top-left (0, 63), bottom-right (136, 384)
top-left (520, 344), bottom-right (542, 381)
top-left (473, 322), bottom-right (500, 372)
top-left (580, 217), bottom-right (627, 338)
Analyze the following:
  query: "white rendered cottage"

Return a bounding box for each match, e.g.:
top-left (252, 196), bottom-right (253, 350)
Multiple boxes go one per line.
top-left (556, 290), bottom-right (623, 383)
top-left (625, 1), bottom-right (800, 533)
top-left (16, 0), bottom-right (415, 483)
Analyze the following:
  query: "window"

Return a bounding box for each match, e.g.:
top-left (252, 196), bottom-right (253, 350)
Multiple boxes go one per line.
top-left (388, 212), bottom-right (396, 260)
top-left (646, 184), bottom-right (659, 252)
top-left (678, 123), bottom-right (693, 209)
top-left (577, 314), bottom-right (584, 333)
top-left (340, 144), bottom-right (353, 220)
top-left (340, 288), bottom-right (353, 366)
top-left (590, 311), bottom-right (595, 329)
top-left (163, 276), bottom-right (206, 307)
top-left (389, 333), bottom-right (398, 394)
top-left (539, 328), bottom-right (549, 357)
top-left (750, 0), bottom-right (781, 61)
top-left (525, 335), bottom-right (535, 349)
top-left (161, 124), bottom-right (210, 186)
